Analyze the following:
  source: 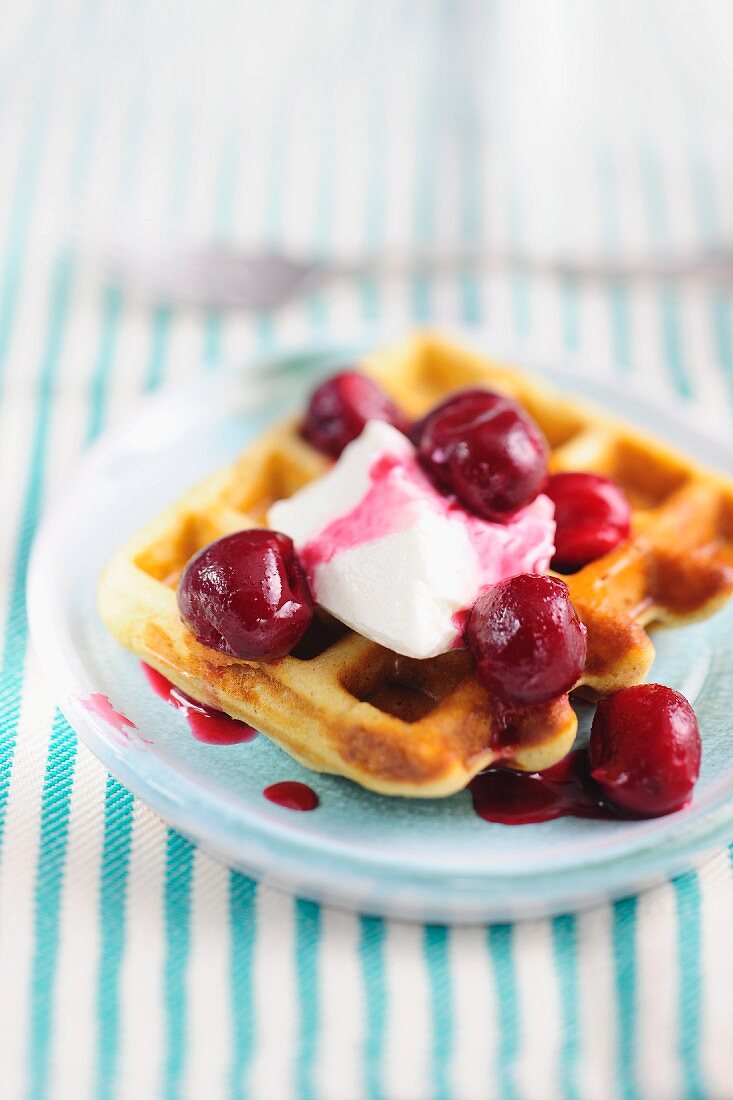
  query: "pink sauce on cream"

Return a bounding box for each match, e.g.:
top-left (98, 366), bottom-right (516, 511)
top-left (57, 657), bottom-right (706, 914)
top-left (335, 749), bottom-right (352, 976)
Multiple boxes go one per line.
top-left (299, 442), bottom-right (555, 604)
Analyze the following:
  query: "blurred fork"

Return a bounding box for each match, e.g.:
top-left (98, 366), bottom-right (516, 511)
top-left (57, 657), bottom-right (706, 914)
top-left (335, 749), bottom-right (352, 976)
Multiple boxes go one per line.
top-left (98, 238), bottom-right (733, 311)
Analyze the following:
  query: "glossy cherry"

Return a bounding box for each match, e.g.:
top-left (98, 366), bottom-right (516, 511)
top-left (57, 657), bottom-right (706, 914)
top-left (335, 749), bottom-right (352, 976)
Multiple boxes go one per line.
top-left (416, 389), bottom-right (548, 521)
top-left (589, 683), bottom-right (701, 817)
top-left (302, 370), bottom-right (410, 458)
top-left (546, 472), bottom-right (631, 570)
top-left (178, 530), bottom-right (313, 661)
top-left (465, 573), bottom-right (587, 706)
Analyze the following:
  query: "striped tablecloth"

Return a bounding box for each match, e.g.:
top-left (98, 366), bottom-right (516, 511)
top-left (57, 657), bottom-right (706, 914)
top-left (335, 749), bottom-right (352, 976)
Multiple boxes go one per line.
top-left (3, 2), bottom-right (733, 1097)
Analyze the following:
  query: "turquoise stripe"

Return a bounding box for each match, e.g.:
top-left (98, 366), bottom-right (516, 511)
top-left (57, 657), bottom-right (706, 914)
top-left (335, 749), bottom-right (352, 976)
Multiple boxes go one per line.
top-left (612, 896), bottom-right (638, 1100)
top-left (454, 2), bottom-right (482, 327)
top-left (424, 924), bottom-right (452, 1100)
top-left (412, 273), bottom-right (431, 324)
top-left (712, 294), bottom-right (733, 404)
top-left (27, 712), bottom-right (78, 1100)
top-left (0, 250), bottom-right (75, 845)
top-left (562, 278), bottom-right (580, 351)
top-left (141, 105), bottom-right (193, 393)
top-left (203, 130), bottom-right (240, 366)
top-left (162, 831), bottom-right (196, 1100)
top-left (143, 305), bottom-right (172, 392)
top-left (639, 145), bottom-right (691, 397)
top-left (508, 193), bottom-right (531, 338)
top-left (87, 286), bottom-right (123, 442)
top-left (0, 76), bottom-right (53, 383)
top-left (551, 914), bottom-right (580, 1100)
top-left (659, 288), bottom-right (689, 398)
top-left (688, 147), bottom-right (733, 409)
top-left (359, 40), bottom-right (385, 325)
top-left (94, 778), bottom-right (134, 1100)
top-left (229, 873), bottom-right (257, 1099)
top-left (487, 924), bottom-right (519, 1100)
top-left (608, 281), bottom-right (632, 371)
top-left (294, 899), bottom-right (321, 1100)
top-left (85, 30), bottom-right (159, 1096)
top-left (673, 871), bottom-right (704, 1097)
top-left (411, 0), bottom-right (440, 324)
top-left (305, 73), bottom-right (336, 337)
top-left (359, 916), bottom-right (387, 1100)
top-left (597, 152), bottom-right (631, 371)
top-left (264, 105), bottom-right (288, 244)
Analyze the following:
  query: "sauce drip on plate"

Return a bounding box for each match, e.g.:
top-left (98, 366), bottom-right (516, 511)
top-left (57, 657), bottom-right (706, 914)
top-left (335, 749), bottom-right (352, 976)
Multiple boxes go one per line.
top-left (263, 781), bottom-right (319, 812)
top-left (142, 663), bottom-right (258, 745)
top-left (469, 749), bottom-right (620, 825)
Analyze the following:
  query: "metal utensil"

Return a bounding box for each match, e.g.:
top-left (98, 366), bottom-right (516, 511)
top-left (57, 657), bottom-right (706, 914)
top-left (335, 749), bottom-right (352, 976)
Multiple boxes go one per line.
top-left (99, 238), bottom-right (733, 310)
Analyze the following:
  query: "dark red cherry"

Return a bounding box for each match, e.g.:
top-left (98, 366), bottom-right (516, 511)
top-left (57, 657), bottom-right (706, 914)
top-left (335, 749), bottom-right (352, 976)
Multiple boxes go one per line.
top-left (178, 530), bottom-right (313, 661)
top-left (416, 389), bottom-right (548, 521)
top-left (465, 573), bottom-right (587, 706)
top-left (589, 684), bottom-right (700, 817)
top-left (546, 472), bottom-right (631, 570)
top-left (302, 370), bottom-right (410, 458)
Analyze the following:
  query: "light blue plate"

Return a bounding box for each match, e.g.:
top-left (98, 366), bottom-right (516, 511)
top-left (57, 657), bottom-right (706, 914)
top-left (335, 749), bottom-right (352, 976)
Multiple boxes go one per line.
top-left (28, 340), bottom-right (733, 922)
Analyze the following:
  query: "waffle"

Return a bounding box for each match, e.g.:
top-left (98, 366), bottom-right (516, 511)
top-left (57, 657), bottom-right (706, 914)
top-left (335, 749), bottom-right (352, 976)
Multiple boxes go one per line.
top-left (99, 334), bottom-right (733, 798)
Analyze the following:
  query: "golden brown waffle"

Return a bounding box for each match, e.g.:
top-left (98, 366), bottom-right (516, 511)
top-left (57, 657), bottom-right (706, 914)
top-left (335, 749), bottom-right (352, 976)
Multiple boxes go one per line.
top-left (99, 334), bottom-right (733, 797)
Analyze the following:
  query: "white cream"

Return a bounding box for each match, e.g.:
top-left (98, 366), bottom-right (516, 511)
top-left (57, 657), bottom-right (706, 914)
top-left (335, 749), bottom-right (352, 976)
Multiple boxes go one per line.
top-left (269, 421), bottom-right (555, 659)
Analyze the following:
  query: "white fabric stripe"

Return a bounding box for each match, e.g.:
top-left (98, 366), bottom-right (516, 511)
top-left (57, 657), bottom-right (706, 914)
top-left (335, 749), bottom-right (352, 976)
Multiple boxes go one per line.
top-left (314, 907), bottom-right (362, 1100)
top-left (575, 904), bottom-right (618, 1100)
top-left (450, 925), bottom-right (497, 1100)
top-left (0, 655), bottom-right (56, 1100)
top-left (117, 800), bottom-right (167, 1100)
top-left (49, 746), bottom-right (107, 1100)
top-left (382, 921), bottom-right (431, 1100)
top-left (185, 850), bottom-right (232, 1099)
top-left (635, 881), bottom-right (680, 1099)
top-left (247, 886), bottom-right (298, 1100)
top-left (698, 852), bottom-right (733, 1100)
top-left (513, 919), bottom-right (562, 1100)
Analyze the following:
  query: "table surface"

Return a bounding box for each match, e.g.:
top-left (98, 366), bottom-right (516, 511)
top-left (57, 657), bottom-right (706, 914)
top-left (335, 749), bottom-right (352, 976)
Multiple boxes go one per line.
top-left (3, 2), bottom-right (733, 1098)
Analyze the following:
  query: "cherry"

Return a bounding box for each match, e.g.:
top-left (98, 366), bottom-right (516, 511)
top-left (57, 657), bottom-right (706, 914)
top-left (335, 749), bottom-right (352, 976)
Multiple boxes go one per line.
top-left (589, 684), bottom-right (701, 817)
top-left (178, 530), bottom-right (313, 661)
top-left (545, 472), bottom-right (631, 570)
top-left (465, 573), bottom-right (587, 706)
top-left (416, 389), bottom-right (548, 521)
top-left (302, 370), bottom-right (410, 458)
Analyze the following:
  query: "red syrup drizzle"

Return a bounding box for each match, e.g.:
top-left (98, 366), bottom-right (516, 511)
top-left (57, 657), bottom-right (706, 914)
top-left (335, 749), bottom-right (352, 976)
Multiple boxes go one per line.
top-left (141, 663), bottom-right (258, 745)
top-left (469, 748), bottom-right (623, 825)
top-left (263, 781), bottom-right (319, 812)
top-left (80, 694), bottom-right (142, 741)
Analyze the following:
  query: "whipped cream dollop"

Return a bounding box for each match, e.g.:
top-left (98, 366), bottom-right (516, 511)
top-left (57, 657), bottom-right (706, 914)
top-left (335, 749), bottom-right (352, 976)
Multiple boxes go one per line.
top-left (269, 421), bottom-right (555, 659)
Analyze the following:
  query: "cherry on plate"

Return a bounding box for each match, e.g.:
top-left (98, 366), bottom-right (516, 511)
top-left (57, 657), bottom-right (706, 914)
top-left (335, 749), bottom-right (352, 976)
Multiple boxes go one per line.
top-left (178, 530), bottom-right (313, 661)
top-left (416, 388), bottom-right (549, 522)
top-left (302, 370), bottom-right (410, 458)
top-left (546, 472), bottom-right (631, 570)
top-left (589, 683), bottom-right (701, 817)
top-left (465, 573), bottom-right (587, 707)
